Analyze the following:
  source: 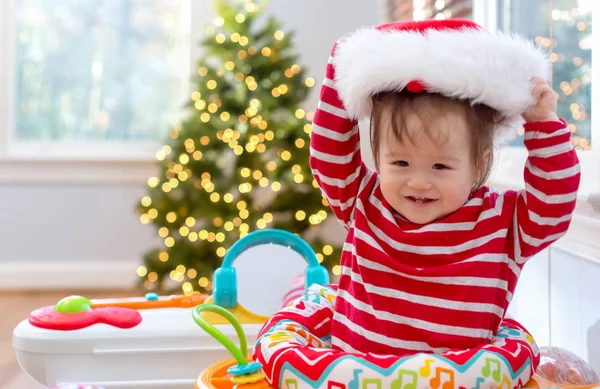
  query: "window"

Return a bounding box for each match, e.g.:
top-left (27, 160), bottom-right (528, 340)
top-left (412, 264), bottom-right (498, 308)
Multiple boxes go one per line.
top-left (1, 0), bottom-right (191, 157)
top-left (474, 0), bottom-right (599, 202)
top-left (498, 1), bottom-right (592, 151)
top-left (0, 0), bottom-right (201, 181)
top-left (472, 0), bottom-right (599, 265)
top-left (385, 0), bottom-right (472, 21)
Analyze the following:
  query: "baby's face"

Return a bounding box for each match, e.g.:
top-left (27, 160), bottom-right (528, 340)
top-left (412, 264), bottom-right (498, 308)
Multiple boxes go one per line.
top-left (378, 111), bottom-right (477, 225)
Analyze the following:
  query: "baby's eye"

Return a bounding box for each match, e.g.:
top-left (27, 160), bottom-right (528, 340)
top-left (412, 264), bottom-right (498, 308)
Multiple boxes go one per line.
top-left (394, 160), bottom-right (409, 167)
top-left (433, 163), bottom-right (449, 170)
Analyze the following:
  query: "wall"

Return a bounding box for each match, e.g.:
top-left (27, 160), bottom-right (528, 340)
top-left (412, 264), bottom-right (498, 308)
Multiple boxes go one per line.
top-left (0, 0), bottom-right (382, 290)
top-left (549, 248), bottom-right (600, 374)
top-left (508, 248), bottom-right (600, 374)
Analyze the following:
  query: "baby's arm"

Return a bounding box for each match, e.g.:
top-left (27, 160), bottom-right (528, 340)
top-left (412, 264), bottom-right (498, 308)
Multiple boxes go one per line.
top-left (253, 285), bottom-right (338, 386)
top-left (310, 42), bottom-right (373, 229)
top-left (510, 79), bottom-right (581, 262)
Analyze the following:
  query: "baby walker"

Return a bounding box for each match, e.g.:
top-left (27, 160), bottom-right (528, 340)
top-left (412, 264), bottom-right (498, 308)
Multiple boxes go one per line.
top-left (12, 229), bottom-right (326, 389)
top-left (14, 229), bottom-right (600, 389)
top-left (189, 231), bottom-right (600, 389)
top-left (193, 306), bottom-right (600, 389)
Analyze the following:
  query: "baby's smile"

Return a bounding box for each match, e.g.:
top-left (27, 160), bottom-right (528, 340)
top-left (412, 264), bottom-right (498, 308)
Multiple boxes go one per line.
top-left (405, 196), bottom-right (437, 206)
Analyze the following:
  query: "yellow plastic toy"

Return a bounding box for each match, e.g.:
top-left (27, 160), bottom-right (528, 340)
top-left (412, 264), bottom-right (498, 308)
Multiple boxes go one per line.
top-left (200, 295), bottom-right (269, 325)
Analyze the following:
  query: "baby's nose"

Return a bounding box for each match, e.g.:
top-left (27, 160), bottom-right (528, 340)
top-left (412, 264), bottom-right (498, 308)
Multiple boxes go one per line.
top-left (407, 177), bottom-right (433, 190)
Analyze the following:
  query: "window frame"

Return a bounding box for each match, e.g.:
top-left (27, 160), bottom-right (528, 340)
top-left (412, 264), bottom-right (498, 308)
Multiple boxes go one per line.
top-left (473, 0), bottom-right (599, 194)
top-left (0, 0), bottom-right (203, 184)
top-left (472, 0), bottom-right (600, 260)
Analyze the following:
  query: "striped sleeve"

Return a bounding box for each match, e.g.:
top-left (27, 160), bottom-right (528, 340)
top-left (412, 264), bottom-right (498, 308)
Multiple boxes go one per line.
top-left (510, 119), bottom-right (581, 263)
top-left (253, 285), bottom-right (338, 385)
top-left (309, 43), bottom-right (372, 229)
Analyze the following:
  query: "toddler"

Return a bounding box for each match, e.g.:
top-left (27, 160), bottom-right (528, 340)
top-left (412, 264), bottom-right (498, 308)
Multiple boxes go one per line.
top-left (255, 18), bottom-right (581, 388)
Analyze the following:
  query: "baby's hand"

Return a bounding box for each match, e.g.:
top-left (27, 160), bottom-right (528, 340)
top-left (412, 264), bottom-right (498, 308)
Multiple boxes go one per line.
top-left (522, 77), bottom-right (560, 123)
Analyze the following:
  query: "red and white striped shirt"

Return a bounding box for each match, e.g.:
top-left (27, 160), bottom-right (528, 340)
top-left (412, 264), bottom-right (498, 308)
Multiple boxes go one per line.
top-left (309, 56), bottom-right (581, 355)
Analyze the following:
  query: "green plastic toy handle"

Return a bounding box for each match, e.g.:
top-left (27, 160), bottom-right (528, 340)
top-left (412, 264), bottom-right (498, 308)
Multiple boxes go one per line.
top-left (192, 304), bottom-right (248, 366)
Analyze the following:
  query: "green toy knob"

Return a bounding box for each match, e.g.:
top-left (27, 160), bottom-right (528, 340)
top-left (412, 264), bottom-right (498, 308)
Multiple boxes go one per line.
top-left (54, 295), bottom-right (92, 314)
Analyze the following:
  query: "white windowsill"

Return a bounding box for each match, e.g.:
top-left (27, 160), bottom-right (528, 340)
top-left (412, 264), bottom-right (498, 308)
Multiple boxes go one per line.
top-left (0, 142), bottom-right (160, 184)
top-left (485, 186), bottom-right (600, 265)
top-left (0, 157), bottom-right (158, 184)
top-left (552, 214), bottom-right (600, 267)
top-left (6, 140), bottom-right (161, 159)
top-left (490, 148), bottom-right (597, 197)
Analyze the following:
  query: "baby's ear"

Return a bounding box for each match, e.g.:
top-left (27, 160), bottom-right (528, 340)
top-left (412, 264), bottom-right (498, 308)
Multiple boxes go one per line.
top-left (482, 148), bottom-right (492, 161)
top-left (473, 147), bottom-right (494, 189)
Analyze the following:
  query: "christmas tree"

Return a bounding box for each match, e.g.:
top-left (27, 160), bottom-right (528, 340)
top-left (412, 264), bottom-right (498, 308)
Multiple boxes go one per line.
top-left (136, 0), bottom-right (342, 294)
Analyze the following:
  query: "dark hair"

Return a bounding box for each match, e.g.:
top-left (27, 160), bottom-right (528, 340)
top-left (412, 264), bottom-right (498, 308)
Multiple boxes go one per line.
top-left (370, 90), bottom-right (505, 190)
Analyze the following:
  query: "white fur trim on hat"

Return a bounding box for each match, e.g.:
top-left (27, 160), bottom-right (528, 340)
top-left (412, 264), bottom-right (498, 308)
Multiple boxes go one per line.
top-left (331, 26), bottom-right (550, 126)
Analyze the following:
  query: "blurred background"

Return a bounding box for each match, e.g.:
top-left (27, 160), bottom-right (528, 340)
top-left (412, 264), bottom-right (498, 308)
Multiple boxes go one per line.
top-left (0, 0), bottom-right (598, 387)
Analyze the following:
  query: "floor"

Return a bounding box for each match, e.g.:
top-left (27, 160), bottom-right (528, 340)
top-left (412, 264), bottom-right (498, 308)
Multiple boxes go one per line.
top-left (1, 289), bottom-right (140, 389)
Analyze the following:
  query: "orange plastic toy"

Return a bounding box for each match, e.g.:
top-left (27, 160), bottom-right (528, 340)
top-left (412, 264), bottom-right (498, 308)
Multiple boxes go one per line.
top-left (90, 293), bottom-right (208, 310)
top-left (523, 347), bottom-right (600, 389)
top-left (196, 357), bottom-right (272, 389)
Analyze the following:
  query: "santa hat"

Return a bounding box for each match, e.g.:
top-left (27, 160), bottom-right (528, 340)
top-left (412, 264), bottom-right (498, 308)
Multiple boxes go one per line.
top-left (331, 19), bottom-right (550, 131)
